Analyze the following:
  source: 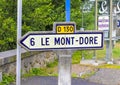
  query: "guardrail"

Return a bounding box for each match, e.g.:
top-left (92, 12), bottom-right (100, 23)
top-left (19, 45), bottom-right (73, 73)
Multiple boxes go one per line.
top-left (0, 48), bottom-right (26, 59)
top-left (0, 49), bottom-right (27, 82)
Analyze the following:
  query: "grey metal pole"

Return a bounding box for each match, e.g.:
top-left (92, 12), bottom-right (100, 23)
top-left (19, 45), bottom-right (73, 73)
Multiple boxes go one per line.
top-left (81, 2), bottom-right (84, 61)
top-left (93, 0), bottom-right (98, 63)
top-left (16, 0), bottom-right (22, 85)
top-left (108, 0), bottom-right (113, 63)
top-left (95, 0), bottom-right (98, 31)
top-left (82, 4), bottom-right (84, 28)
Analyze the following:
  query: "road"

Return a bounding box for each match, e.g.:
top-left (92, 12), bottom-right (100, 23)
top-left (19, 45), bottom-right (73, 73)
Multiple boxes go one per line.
top-left (11, 76), bottom-right (103, 85)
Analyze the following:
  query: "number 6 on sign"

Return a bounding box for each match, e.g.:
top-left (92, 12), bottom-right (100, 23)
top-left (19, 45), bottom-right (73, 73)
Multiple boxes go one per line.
top-left (30, 38), bottom-right (35, 46)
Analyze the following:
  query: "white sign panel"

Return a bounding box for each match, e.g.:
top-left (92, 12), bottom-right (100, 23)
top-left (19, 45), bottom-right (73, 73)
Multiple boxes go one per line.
top-left (19, 31), bottom-right (103, 51)
top-left (98, 16), bottom-right (109, 31)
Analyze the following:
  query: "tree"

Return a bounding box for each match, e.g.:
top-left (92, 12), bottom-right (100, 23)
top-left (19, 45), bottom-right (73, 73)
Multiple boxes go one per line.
top-left (22, 0), bottom-right (54, 32)
top-left (71, 0), bottom-right (95, 30)
top-left (0, 0), bottom-right (95, 51)
top-left (0, 0), bottom-right (17, 51)
top-left (0, 18), bottom-right (16, 51)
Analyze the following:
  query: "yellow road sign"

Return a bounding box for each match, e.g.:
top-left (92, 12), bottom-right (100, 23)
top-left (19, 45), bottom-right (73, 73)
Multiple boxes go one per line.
top-left (53, 22), bottom-right (76, 34)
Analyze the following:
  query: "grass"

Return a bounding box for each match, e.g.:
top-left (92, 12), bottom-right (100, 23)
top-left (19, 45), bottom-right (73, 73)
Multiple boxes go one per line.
top-left (80, 71), bottom-right (95, 79)
top-left (72, 42), bottom-right (120, 61)
top-left (96, 47), bottom-right (106, 59)
top-left (72, 50), bottom-right (94, 64)
top-left (96, 41), bottom-right (120, 60)
top-left (97, 64), bottom-right (120, 69)
top-left (46, 59), bottom-right (58, 68)
top-left (23, 60), bottom-right (58, 78)
top-left (112, 42), bottom-right (120, 59)
top-left (23, 67), bottom-right (58, 78)
top-left (71, 73), bottom-right (78, 78)
top-left (72, 50), bottom-right (81, 64)
top-left (0, 74), bottom-right (15, 85)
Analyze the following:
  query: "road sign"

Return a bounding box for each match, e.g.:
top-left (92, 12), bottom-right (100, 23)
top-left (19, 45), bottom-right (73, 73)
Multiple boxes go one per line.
top-left (53, 22), bottom-right (76, 34)
top-left (117, 20), bottom-right (120, 28)
top-left (98, 16), bottom-right (109, 31)
top-left (19, 31), bottom-right (103, 51)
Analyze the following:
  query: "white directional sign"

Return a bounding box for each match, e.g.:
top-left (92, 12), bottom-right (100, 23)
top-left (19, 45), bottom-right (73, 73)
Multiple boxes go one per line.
top-left (19, 31), bottom-right (103, 51)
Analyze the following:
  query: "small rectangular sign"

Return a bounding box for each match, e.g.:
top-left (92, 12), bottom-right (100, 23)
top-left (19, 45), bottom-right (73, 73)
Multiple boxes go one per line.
top-left (98, 16), bottom-right (109, 31)
top-left (19, 31), bottom-right (103, 51)
top-left (117, 20), bottom-right (120, 28)
top-left (53, 22), bottom-right (76, 34)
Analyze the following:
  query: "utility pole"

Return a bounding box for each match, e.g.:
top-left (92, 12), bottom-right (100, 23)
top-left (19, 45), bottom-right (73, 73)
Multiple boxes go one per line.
top-left (108, 0), bottom-right (113, 63)
top-left (95, 0), bottom-right (98, 31)
top-left (16, 0), bottom-right (22, 85)
top-left (93, 0), bottom-right (98, 64)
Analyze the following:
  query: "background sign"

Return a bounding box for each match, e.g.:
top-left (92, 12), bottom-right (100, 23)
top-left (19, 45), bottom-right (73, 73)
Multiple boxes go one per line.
top-left (117, 20), bottom-right (120, 28)
top-left (19, 31), bottom-right (103, 51)
top-left (53, 22), bottom-right (76, 34)
top-left (98, 16), bottom-right (109, 30)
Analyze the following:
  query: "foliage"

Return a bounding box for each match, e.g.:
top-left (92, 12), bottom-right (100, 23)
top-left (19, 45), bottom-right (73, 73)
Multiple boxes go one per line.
top-left (113, 42), bottom-right (120, 59)
top-left (71, 0), bottom-right (95, 30)
top-left (72, 50), bottom-right (81, 64)
top-left (0, 17), bottom-right (16, 51)
top-left (72, 42), bottom-right (120, 62)
top-left (97, 64), bottom-right (120, 69)
top-left (80, 71), bottom-right (95, 79)
top-left (96, 42), bottom-right (120, 60)
top-left (0, 0), bottom-right (96, 51)
top-left (30, 68), bottom-right (48, 76)
top-left (46, 59), bottom-right (58, 68)
top-left (71, 73), bottom-right (78, 78)
top-left (22, 0), bottom-right (54, 32)
top-left (0, 74), bottom-right (15, 85)
top-left (72, 50), bottom-right (94, 64)
top-left (23, 60), bottom-right (58, 78)
top-left (0, 0), bottom-right (17, 51)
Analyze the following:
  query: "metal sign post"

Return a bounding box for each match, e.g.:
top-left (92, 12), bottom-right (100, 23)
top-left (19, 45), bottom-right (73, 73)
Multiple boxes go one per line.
top-left (17, 0), bottom-right (22, 85)
top-left (58, 0), bottom-right (71, 85)
top-left (108, 0), bottom-right (113, 63)
top-left (58, 55), bottom-right (71, 85)
top-left (66, 0), bottom-right (70, 22)
top-left (93, 0), bottom-right (98, 63)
